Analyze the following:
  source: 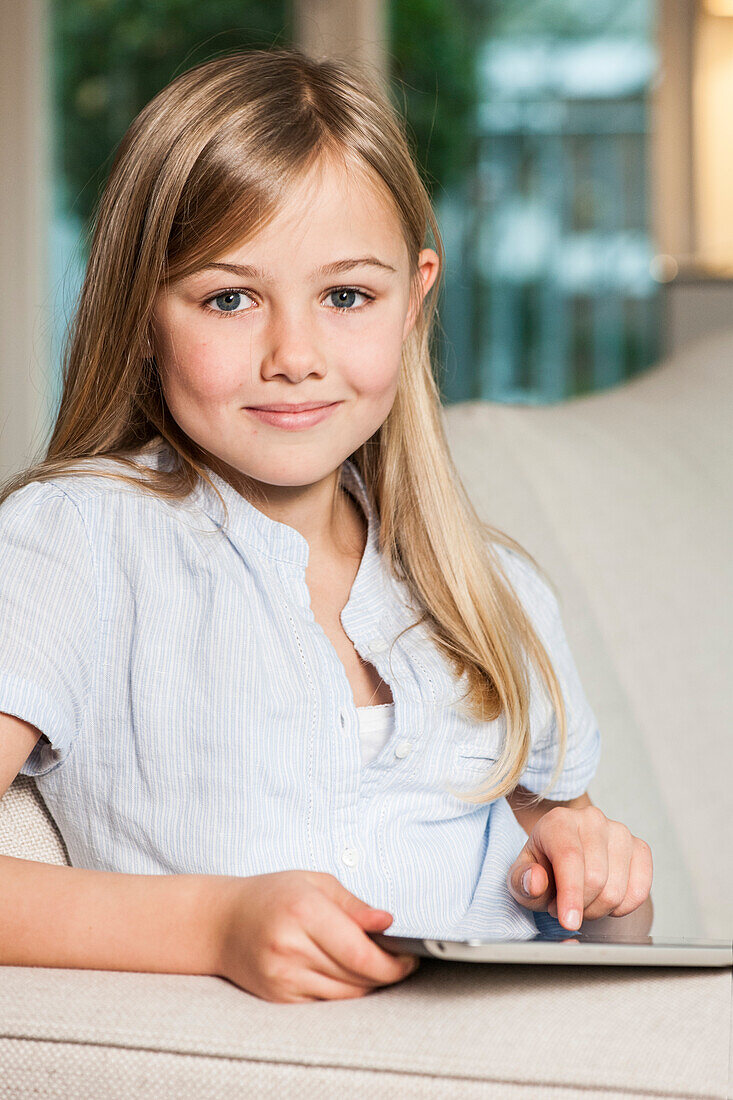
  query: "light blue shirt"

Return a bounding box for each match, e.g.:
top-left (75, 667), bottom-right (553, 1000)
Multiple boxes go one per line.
top-left (0, 441), bottom-right (600, 940)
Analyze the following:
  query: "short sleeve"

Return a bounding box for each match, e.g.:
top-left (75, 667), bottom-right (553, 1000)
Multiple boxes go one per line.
top-left (494, 545), bottom-right (602, 801)
top-left (0, 482), bottom-right (98, 777)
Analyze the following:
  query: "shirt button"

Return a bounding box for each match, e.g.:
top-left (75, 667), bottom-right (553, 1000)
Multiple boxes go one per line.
top-left (394, 740), bottom-right (413, 759)
top-left (339, 709), bottom-right (346, 729)
top-left (369, 636), bottom-right (389, 656)
top-left (341, 847), bottom-right (358, 867)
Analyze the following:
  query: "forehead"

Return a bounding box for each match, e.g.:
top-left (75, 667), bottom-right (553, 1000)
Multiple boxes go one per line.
top-left (231, 155), bottom-right (406, 261)
top-left (298, 153), bottom-right (396, 209)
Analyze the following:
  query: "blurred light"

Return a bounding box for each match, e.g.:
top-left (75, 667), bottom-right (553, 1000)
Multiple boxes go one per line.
top-left (702, 0), bottom-right (733, 15)
top-left (694, 11), bottom-right (733, 263)
top-left (649, 255), bottom-right (679, 283)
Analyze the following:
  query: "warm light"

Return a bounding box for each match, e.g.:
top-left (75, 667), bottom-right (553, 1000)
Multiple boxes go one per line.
top-left (702, 0), bottom-right (733, 15)
top-left (694, 9), bottom-right (733, 263)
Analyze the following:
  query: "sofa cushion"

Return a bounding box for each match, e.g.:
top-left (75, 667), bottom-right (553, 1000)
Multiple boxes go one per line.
top-left (0, 773), bottom-right (68, 864)
top-left (0, 961), bottom-right (729, 1099)
top-left (444, 330), bottom-right (733, 939)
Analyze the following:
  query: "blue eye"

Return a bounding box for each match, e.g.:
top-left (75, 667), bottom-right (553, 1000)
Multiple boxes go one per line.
top-left (207, 290), bottom-right (252, 315)
top-left (327, 287), bottom-right (372, 310)
top-left (203, 286), bottom-right (375, 318)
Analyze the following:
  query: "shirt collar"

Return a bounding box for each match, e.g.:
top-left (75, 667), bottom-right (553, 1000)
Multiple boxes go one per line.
top-left (141, 438), bottom-right (415, 645)
top-left (183, 450), bottom-right (379, 569)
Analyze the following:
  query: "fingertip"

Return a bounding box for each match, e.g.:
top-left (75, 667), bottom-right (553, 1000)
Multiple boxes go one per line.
top-left (368, 908), bottom-right (392, 923)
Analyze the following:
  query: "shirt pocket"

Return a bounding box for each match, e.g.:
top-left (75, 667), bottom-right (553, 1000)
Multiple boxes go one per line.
top-left (448, 713), bottom-right (506, 791)
top-left (449, 745), bottom-right (502, 791)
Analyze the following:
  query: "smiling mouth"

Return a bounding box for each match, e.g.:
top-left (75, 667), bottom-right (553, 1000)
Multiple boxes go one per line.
top-left (246, 402), bottom-right (338, 412)
top-left (244, 402), bottom-right (342, 430)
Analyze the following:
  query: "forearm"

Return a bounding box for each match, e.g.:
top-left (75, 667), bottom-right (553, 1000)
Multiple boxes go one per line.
top-left (0, 853), bottom-right (224, 975)
top-left (507, 785), bottom-right (592, 836)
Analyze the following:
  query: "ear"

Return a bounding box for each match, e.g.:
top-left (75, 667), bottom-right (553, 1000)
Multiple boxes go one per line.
top-left (402, 248), bottom-right (440, 341)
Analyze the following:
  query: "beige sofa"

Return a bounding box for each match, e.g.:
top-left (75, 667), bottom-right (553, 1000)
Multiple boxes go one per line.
top-left (1, 332), bottom-right (731, 1098)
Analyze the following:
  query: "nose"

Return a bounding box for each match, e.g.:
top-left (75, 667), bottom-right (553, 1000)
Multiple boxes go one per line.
top-left (259, 303), bottom-right (326, 383)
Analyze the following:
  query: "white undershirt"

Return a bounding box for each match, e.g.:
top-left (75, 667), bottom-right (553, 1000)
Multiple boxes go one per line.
top-left (355, 702), bottom-right (395, 765)
top-left (348, 476), bottom-right (396, 766)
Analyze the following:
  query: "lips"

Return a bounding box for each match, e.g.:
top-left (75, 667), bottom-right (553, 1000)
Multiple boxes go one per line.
top-left (244, 402), bottom-right (341, 431)
top-left (247, 402), bottom-right (336, 412)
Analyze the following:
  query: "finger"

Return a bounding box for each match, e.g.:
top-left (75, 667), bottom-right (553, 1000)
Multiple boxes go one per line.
top-left (548, 834), bottom-right (586, 931)
top-left (579, 822), bottom-right (632, 921)
top-left (275, 939), bottom-right (389, 1002)
top-left (607, 837), bottom-right (654, 918)
top-left (521, 863), bottom-right (549, 899)
top-left (272, 934), bottom-right (377, 1001)
top-left (311, 875), bottom-right (410, 981)
top-left (509, 850), bottom-right (556, 911)
top-left (548, 806), bottom-right (610, 923)
top-left (301, 934), bottom-right (418, 1001)
top-left (306, 903), bottom-right (417, 989)
top-left (573, 812), bottom-right (611, 912)
top-left (277, 922), bottom-right (411, 1000)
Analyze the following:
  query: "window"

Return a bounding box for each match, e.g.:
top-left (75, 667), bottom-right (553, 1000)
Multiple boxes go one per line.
top-left (390, 0), bottom-right (660, 404)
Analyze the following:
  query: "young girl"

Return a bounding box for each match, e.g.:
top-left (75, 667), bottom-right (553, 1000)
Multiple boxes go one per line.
top-left (0, 47), bottom-right (652, 1004)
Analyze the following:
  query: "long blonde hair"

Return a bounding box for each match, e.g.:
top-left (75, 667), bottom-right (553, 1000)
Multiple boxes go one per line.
top-left (1, 46), bottom-right (569, 806)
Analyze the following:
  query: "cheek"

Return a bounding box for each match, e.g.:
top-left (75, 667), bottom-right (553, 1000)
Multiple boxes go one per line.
top-left (161, 343), bottom-right (242, 405)
top-left (345, 323), bottom-right (403, 398)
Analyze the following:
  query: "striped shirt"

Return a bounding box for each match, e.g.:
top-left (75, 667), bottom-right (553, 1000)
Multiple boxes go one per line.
top-left (0, 441), bottom-right (601, 940)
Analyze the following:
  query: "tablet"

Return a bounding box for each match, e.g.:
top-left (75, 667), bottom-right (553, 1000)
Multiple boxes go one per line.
top-left (368, 929), bottom-right (732, 967)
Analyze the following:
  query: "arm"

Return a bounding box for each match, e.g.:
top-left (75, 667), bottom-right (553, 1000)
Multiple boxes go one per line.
top-left (0, 711), bottom-right (224, 975)
top-left (0, 853), bottom-right (226, 974)
top-left (506, 784), bottom-right (591, 836)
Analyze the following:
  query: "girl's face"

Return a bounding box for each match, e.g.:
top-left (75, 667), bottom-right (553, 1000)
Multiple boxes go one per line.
top-left (150, 157), bottom-right (439, 499)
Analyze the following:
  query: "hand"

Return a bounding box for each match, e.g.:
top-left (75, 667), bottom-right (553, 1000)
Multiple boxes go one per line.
top-left (212, 870), bottom-right (420, 1003)
top-left (507, 805), bottom-right (653, 931)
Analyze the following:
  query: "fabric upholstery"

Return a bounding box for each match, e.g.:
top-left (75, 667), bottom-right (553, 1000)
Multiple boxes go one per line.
top-left (0, 961), bottom-right (729, 1098)
top-left (444, 329), bottom-right (733, 941)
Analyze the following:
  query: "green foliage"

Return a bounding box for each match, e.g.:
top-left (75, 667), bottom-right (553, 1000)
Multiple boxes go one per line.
top-left (388, 0), bottom-right (484, 200)
top-left (53, 0), bottom-right (291, 224)
top-left (53, 0), bottom-right (484, 230)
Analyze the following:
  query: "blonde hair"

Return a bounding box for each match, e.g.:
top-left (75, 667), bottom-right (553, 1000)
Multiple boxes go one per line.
top-left (1, 46), bottom-right (569, 807)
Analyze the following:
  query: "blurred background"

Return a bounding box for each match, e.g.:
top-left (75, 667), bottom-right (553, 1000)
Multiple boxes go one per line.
top-left (1, 0), bottom-right (732, 473)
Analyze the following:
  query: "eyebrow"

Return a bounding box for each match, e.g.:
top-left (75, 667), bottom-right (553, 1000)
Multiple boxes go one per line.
top-left (194, 256), bottom-right (398, 280)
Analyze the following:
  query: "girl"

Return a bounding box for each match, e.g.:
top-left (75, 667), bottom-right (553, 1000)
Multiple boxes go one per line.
top-left (0, 47), bottom-right (652, 1004)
